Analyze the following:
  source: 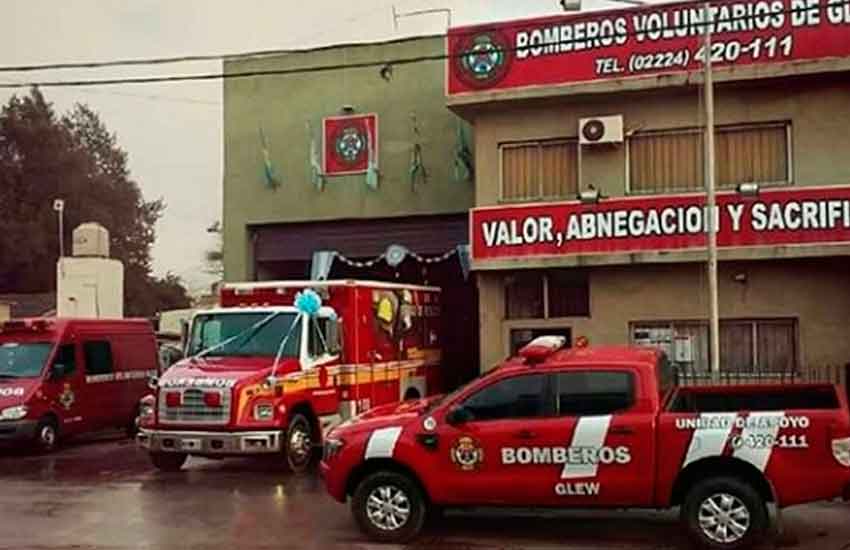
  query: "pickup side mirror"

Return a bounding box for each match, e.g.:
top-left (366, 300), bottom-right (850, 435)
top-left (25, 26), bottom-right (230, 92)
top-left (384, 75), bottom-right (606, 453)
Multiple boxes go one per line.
top-left (147, 374), bottom-right (159, 391)
top-left (446, 405), bottom-right (473, 426)
top-left (50, 363), bottom-right (71, 380)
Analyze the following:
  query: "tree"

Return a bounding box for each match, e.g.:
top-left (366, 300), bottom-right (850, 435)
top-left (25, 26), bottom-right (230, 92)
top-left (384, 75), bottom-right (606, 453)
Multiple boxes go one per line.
top-left (0, 87), bottom-right (189, 317)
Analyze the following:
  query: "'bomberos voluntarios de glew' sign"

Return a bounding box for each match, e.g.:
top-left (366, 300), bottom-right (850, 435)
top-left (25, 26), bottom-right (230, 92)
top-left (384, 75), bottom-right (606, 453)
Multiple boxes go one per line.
top-left (470, 185), bottom-right (850, 261)
top-left (447, 0), bottom-right (850, 95)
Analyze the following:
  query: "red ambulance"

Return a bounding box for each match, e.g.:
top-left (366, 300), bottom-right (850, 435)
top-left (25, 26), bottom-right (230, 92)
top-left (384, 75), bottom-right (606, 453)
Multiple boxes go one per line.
top-left (320, 336), bottom-right (850, 549)
top-left (137, 280), bottom-right (442, 472)
top-left (0, 318), bottom-right (158, 452)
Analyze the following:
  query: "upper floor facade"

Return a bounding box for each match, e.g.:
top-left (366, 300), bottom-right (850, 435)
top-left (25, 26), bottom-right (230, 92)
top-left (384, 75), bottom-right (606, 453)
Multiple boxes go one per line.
top-left (447, 0), bottom-right (850, 271)
top-left (223, 36), bottom-right (474, 281)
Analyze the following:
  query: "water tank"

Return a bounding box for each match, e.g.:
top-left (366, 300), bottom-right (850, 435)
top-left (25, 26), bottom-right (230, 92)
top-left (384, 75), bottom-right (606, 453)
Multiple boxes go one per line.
top-left (72, 222), bottom-right (110, 258)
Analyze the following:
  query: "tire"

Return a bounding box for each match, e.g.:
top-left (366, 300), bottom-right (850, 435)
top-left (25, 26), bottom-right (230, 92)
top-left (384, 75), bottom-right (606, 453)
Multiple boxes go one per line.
top-left (150, 452), bottom-right (188, 472)
top-left (34, 417), bottom-right (59, 454)
top-left (681, 476), bottom-right (767, 550)
top-left (125, 406), bottom-right (140, 439)
top-left (351, 471), bottom-right (427, 543)
top-left (284, 413), bottom-right (315, 474)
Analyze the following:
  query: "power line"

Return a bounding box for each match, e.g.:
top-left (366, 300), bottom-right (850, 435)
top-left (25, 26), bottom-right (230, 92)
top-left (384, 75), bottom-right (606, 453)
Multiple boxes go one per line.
top-left (0, 0), bottom-right (839, 87)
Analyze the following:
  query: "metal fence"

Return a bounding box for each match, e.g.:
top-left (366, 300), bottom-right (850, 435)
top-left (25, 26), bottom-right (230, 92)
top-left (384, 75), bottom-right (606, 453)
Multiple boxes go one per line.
top-left (673, 363), bottom-right (849, 387)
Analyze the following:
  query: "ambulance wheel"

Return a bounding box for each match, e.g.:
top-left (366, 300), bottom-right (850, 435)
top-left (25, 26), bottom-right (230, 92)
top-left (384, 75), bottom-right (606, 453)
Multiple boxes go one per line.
top-left (150, 452), bottom-right (187, 472)
top-left (682, 476), bottom-right (767, 550)
top-left (351, 471), bottom-right (427, 543)
top-left (34, 417), bottom-right (59, 454)
top-left (284, 413), bottom-right (315, 473)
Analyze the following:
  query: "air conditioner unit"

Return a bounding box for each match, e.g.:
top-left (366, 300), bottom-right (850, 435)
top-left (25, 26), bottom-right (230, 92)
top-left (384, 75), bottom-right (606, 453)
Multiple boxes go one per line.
top-left (579, 115), bottom-right (624, 145)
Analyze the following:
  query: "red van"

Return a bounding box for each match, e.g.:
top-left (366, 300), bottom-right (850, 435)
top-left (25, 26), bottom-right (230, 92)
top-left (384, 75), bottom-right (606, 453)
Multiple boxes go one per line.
top-left (0, 318), bottom-right (159, 452)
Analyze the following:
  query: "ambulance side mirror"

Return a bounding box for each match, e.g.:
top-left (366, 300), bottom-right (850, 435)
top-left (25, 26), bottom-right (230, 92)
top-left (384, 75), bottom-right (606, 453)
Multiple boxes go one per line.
top-left (50, 363), bottom-right (70, 380)
top-left (446, 405), bottom-right (473, 426)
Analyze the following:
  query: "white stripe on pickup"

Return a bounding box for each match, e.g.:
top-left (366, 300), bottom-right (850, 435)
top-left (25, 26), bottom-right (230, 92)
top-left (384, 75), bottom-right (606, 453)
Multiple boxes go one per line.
top-left (561, 415), bottom-right (612, 479)
top-left (733, 411), bottom-right (785, 472)
top-left (364, 426), bottom-right (403, 460)
top-left (682, 413), bottom-right (737, 468)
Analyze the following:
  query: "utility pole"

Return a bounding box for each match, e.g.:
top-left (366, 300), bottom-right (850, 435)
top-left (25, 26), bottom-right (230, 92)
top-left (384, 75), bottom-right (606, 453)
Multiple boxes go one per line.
top-left (53, 199), bottom-right (65, 259)
top-left (703, 1), bottom-right (720, 378)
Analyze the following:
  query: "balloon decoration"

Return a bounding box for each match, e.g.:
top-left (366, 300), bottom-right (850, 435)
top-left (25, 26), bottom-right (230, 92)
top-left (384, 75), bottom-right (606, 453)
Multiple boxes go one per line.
top-left (294, 289), bottom-right (322, 317)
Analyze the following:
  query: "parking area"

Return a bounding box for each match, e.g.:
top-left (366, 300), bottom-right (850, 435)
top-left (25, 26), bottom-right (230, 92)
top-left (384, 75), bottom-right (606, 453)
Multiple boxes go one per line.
top-left (1, 437), bottom-right (849, 550)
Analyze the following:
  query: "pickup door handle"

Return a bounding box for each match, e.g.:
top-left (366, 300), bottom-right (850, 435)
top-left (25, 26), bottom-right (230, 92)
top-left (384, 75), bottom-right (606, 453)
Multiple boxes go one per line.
top-left (513, 430), bottom-right (537, 440)
top-left (608, 426), bottom-right (635, 436)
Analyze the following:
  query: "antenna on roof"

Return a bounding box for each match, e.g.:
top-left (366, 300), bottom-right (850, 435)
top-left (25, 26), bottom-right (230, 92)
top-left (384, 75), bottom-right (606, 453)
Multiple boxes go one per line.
top-left (392, 6), bottom-right (452, 31)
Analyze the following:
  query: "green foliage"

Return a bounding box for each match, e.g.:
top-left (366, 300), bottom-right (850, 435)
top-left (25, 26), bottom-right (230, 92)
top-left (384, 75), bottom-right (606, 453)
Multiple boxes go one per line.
top-left (0, 87), bottom-right (190, 317)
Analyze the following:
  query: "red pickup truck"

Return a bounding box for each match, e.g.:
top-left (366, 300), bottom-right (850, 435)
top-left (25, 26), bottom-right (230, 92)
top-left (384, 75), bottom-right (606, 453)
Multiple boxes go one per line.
top-left (320, 337), bottom-right (850, 549)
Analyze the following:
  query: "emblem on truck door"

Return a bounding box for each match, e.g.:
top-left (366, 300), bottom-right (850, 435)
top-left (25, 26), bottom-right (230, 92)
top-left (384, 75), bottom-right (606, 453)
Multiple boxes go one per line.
top-left (451, 436), bottom-right (484, 471)
top-left (59, 383), bottom-right (75, 410)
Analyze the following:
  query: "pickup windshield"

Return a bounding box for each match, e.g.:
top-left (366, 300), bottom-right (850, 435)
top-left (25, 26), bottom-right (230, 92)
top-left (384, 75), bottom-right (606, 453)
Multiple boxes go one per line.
top-left (0, 342), bottom-right (52, 378)
top-left (188, 312), bottom-right (301, 358)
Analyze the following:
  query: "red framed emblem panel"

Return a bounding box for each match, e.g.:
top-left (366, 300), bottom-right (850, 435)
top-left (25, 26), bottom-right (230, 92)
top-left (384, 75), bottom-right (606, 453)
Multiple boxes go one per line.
top-left (322, 114), bottom-right (379, 176)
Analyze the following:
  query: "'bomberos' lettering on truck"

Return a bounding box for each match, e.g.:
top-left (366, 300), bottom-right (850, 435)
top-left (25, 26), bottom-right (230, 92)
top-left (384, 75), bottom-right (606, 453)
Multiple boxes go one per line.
top-left (137, 279), bottom-right (442, 472)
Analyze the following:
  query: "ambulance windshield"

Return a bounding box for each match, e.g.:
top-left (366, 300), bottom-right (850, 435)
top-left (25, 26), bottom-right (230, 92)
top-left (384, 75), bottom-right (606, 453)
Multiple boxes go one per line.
top-left (188, 312), bottom-right (301, 358)
top-left (0, 342), bottom-right (53, 379)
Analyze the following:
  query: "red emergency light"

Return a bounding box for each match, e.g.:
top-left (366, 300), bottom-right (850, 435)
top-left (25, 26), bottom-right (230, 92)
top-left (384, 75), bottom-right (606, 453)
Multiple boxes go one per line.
top-left (519, 335), bottom-right (567, 364)
top-left (165, 391), bottom-right (182, 408)
top-left (203, 391), bottom-right (222, 408)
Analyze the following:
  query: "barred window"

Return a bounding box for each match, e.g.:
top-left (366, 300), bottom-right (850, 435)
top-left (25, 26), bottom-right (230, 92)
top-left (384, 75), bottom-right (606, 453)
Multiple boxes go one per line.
top-left (501, 140), bottom-right (578, 201)
top-left (628, 123), bottom-right (790, 194)
top-left (505, 270), bottom-right (589, 320)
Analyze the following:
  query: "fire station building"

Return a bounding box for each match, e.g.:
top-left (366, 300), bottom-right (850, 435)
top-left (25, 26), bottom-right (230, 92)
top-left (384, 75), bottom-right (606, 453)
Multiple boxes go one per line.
top-left (449, 0), bottom-right (850, 374)
top-left (223, 36), bottom-right (479, 386)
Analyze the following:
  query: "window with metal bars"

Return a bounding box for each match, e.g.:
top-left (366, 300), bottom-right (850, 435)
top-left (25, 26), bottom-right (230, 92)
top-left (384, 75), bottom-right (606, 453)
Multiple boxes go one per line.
top-left (500, 139), bottom-right (579, 201)
top-left (627, 123), bottom-right (791, 194)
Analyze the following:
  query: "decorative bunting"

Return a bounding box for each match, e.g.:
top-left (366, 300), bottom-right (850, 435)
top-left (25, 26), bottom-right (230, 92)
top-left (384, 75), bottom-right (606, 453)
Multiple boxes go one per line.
top-left (259, 126), bottom-right (280, 189)
top-left (332, 246), bottom-right (460, 269)
top-left (306, 122), bottom-right (326, 191)
top-left (453, 120), bottom-right (474, 183)
top-left (310, 250), bottom-right (336, 280)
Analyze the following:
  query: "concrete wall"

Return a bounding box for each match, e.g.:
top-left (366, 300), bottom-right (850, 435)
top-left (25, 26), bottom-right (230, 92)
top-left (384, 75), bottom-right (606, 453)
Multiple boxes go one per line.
top-left (478, 258), bottom-right (850, 372)
top-left (473, 76), bottom-right (850, 207)
top-left (223, 36), bottom-right (474, 281)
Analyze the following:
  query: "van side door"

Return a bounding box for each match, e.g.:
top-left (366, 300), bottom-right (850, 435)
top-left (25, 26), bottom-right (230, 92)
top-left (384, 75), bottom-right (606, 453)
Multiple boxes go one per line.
top-left (42, 342), bottom-right (91, 435)
top-left (81, 339), bottom-right (117, 430)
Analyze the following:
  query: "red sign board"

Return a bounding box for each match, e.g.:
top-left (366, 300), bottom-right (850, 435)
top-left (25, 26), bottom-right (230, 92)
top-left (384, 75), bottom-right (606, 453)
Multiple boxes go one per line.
top-left (471, 186), bottom-right (850, 262)
top-left (323, 114), bottom-right (378, 176)
top-left (447, 0), bottom-right (850, 95)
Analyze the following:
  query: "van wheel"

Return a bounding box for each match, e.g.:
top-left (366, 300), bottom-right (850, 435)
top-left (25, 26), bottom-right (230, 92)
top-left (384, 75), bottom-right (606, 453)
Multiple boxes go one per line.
top-left (34, 417), bottom-right (59, 453)
top-left (351, 471), bottom-right (427, 543)
top-left (682, 477), bottom-right (767, 550)
top-left (150, 452), bottom-right (187, 472)
top-left (284, 413), bottom-right (314, 473)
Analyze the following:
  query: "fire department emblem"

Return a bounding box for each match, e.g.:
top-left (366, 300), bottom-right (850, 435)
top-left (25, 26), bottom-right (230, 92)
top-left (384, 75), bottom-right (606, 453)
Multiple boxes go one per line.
top-left (59, 383), bottom-right (75, 411)
top-left (453, 31), bottom-right (512, 89)
top-left (334, 125), bottom-right (367, 165)
top-left (451, 436), bottom-right (484, 471)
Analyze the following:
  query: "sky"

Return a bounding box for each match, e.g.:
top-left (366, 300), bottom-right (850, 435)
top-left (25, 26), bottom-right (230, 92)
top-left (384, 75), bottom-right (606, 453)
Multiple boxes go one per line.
top-left (2, 0), bottom-right (622, 296)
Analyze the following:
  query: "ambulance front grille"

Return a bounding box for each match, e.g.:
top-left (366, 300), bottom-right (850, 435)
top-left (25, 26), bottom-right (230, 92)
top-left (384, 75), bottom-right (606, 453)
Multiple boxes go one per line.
top-left (158, 388), bottom-right (231, 425)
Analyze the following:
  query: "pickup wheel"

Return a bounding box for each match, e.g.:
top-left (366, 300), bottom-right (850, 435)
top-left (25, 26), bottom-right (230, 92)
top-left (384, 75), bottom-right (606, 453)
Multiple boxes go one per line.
top-left (351, 471), bottom-right (427, 543)
top-left (150, 452), bottom-right (188, 472)
top-left (284, 413), bottom-right (315, 474)
top-left (682, 477), bottom-right (767, 550)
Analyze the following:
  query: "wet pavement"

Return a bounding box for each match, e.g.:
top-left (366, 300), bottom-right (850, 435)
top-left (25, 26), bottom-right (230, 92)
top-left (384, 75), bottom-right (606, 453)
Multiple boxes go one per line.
top-left (1, 436), bottom-right (850, 550)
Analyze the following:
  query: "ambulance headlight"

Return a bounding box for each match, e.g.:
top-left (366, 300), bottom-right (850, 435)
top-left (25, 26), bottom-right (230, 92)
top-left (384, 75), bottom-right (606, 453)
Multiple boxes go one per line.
top-left (254, 403), bottom-right (274, 421)
top-left (139, 402), bottom-right (155, 419)
top-left (0, 405), bottom-right (28, 421)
